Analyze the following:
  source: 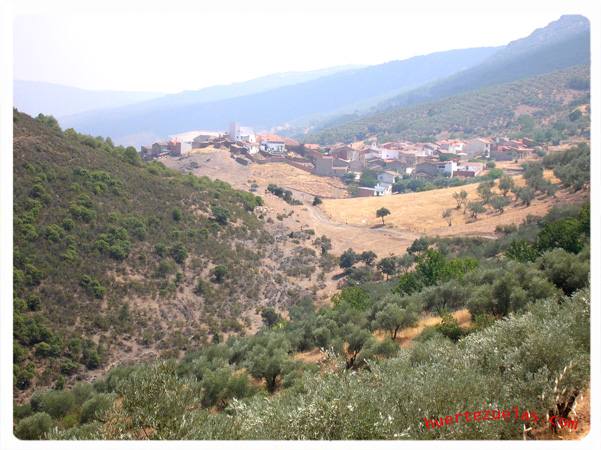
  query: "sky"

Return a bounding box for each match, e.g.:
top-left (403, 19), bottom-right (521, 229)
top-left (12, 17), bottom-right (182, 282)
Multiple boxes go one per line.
top-left (12, 0), bottom-right (593, 94)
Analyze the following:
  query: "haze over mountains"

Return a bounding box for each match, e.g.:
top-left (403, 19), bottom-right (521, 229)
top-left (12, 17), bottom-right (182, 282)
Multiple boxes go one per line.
top-left (14, 14), bottom-right (590, 147)
top-left (13, 81), bottom-right (165, 118)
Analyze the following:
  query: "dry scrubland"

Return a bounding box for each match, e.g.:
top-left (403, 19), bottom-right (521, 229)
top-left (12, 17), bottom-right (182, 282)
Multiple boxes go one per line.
top-left (320, 171), bottom-right (581, 237)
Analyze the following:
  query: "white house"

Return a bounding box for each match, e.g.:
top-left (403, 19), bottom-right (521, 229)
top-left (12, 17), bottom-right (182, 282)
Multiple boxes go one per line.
top-left (261, 140), bottom-right (286, 155)
top-left (369, 144), bottom-right (400, 160)
top-left (374, 182), bottom-right (392, 196)
top-left (245, 142), bottom-right (260, 155)
top-left (377, 171), bottom-right (397, 185)
top-left (229, 122), bottom-right (256, 143)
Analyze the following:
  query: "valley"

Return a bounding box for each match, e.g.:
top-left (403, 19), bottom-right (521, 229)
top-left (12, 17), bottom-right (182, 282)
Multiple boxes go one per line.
top-left (10, 10), bottom-right (593, 443)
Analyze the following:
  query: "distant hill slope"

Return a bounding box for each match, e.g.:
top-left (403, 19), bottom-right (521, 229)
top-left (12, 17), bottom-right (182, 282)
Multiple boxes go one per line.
top-left (309, 15), bottom-right (590, 143)
top-left (13, 111), bottom-right (307, 392)
top-left (13, 81), bottom-right (164, 118)
top-left (307, 65), bottom-right (590, 144)
top-left (59, 47), bottom-right (499, 146)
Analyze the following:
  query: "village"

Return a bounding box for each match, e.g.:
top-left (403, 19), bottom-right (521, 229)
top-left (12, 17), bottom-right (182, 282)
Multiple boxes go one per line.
top-left (140, 122), bottom-right (541, 197)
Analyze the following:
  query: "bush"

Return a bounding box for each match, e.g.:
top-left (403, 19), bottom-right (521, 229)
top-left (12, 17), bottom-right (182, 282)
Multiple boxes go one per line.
top-left (537, 218), bottom-right (584, 254)
top-left (34, 390), bottom-right (75, 419)
top-left (15, 412), bottom-right (52, 440)
top-left (538, 248), bottom-right (589, 295)
top-left (80, 394), bottom-right (115, 424)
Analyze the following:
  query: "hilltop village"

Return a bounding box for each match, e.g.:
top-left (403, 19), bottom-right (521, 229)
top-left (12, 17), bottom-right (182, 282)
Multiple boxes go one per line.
top-left (141, 122), bottom-right (543, 197)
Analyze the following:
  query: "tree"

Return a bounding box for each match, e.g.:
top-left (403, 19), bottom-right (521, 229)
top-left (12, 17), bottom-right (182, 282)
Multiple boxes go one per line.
top-left (313, 235), bottom-right (332, 255)
top-left (373, 303), bottom-right (417, 339)
top-left (477, 182), bottom-right (494, 204)
top-left (377, 257), bottom-right (397, 280)
top-left (376, 207), bottom-right (391, 225)
top-left (260, 307), bottom-right (282, 328)
top-left (312, 196), bottom-right (322, 206)
top-left (360, 250), bottom-right (377, 266)
top-left (506, 239), bottom-right (539, 262)
top-left (436, 314), bottom-right (464, 342)
top-left (537, 218), bottom-right (583, 254)
top-left (489, 195), bottom-right (510, 214)
top-left (170, 243), bottom-right (188, 264)
top-left (467, 201), bottom-right (486, 219)
top-left (331, 286), bottom-right (371, 311)
top-left (211, 265), bottom-right (227, 283)
top-left (14, 412), bottom-right (52, 439)
top-left (452, 190), bottom-right (468, 210)
top-left (442, 208), bottom-right (453, 226)
top-left (408, 237), bottom-right (429, 255)
top-left (339, 248), bottom-right (358, 270)
top-left (498, 176), bottom-right (515, 197)
top-left (345, 327), bottom-right (371, 369)
top-left (211, 206), bottom-right (230, 225)
top-left (245, 334), bottom-right (290, 392)
top-left (172, 208), bottom-right (182, 222)
top-left (518, 187), bottom-right (535, 206)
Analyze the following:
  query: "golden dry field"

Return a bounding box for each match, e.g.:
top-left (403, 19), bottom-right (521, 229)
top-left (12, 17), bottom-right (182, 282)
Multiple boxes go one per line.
top-left (319, 171), bottom-right (583, 237)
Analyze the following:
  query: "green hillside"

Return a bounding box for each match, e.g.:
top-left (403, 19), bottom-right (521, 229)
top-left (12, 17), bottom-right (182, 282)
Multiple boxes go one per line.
top-left (13, 111), bottom-right (309, 393)
top-left (309, 65), bottom-right (590, 144)
top-left (13, 120), bottom-right (591, 438)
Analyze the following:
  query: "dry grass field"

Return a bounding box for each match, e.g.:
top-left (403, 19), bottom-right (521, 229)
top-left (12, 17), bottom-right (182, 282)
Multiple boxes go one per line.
top-left (320, 171), bottom-right (583, 238)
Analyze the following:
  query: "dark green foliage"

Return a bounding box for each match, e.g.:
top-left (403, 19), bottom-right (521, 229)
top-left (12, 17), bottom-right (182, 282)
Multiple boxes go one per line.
top-left (31, 389), bottom-right (75, 419)
top-left (506, 239), bottom-right (539, 262)
top-left (211, 206), bottom-right (230, 225)
top-left (267, 184), bottom-right (301, 205)
top-left (407, 237), bottom-right (429, 255)
top-left (435, 313), bottom-right (465, 342)
top-left (376, 207), bottom-right (391, 224)
top-left (537, 248), bottom-right (589, 295)
top-left (537, 218), bottom-right (583, 253)
top-left (171, 208), bottom-right (182, 222)
top-left (359, 250), bottom-right (377, 266)
top-left (169, 243), bottom-right (188, 264)
top-left (261, 307), bottom-right (282, 328)
top-left (312, 196), bottom-right (322, 206)
top-left (332, 286), bottom-right (371, 311)
top-left (211, 265), bottom-right (227, 283)
top-left (339, 248), bottom-right (357, 269)
top-left (15, 412), bottom-right (52, 439)
top-left (79, 275), bottom-right (106, 299)
top-left (80, 394), bottom-right (115, 424)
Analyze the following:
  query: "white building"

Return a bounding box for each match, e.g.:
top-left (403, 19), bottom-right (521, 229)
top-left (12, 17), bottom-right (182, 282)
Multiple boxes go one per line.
top-left (230, 122), bottom-right (256, 143)
top-left (368, 144), bottom-right (400, 160)
top-left (261, 140), bottom-right (286, 155)
top-left (245, 142), bottom-right (260, 155)
top-left (374, 182), bottom-right (392, 196)
top-left (377, 171), bottom-right (397, 185)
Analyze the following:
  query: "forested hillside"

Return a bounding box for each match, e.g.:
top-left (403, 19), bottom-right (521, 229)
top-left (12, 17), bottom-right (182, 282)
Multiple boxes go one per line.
top-left (13, 111), bottom-right (312, 393)
top-left (309, 65), bottom-right (590, 144)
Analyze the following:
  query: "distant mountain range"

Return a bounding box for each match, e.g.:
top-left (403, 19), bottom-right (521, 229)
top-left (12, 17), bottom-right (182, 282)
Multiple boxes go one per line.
top-left (309, 14), bottom-right (590, 143)
top-left (13, 81), bottom-right (165, 118)
top-left (14, 14), bottom-right (590, 147)
top-left (52, 48), bottom-right (499, 146)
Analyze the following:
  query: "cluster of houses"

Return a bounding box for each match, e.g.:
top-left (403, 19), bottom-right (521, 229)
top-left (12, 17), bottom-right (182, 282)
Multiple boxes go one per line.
top-left (140, 123), bottom-right (537, 198)
top-left (141, 122), bottom-right (294, 161)
top-left (304, 136), bottom-right (535, 196)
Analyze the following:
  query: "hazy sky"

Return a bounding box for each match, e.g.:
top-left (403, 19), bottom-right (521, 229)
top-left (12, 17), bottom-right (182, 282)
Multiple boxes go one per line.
top-left (13, 0), bottom-right (592, 93)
